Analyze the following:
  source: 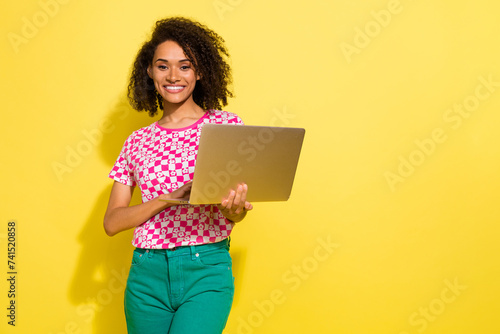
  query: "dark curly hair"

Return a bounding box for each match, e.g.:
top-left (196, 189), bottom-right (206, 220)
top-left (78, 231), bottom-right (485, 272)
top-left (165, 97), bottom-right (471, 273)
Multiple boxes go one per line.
top-left (128, 17), bottom-right (234, 116)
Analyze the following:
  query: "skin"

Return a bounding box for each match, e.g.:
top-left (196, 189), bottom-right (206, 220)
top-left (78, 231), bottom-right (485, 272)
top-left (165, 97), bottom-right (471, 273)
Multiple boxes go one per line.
top-left (104, 40), bottom-right (252, 237)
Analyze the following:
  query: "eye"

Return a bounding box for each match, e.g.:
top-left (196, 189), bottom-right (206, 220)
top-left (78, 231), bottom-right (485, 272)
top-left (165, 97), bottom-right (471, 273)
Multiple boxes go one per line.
top-left (180, 65), bottom-right (191, 70)
top-left (157, 65), bottom-right (168, 70)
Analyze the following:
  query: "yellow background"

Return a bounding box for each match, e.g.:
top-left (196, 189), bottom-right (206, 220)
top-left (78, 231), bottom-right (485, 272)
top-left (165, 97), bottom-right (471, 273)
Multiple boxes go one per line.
top-left (1, 0), bottom-right (499, 333)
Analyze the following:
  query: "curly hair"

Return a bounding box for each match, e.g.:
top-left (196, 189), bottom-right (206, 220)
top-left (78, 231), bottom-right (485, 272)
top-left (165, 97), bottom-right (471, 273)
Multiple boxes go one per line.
top-left (127, 17), bottom-right (234, 117)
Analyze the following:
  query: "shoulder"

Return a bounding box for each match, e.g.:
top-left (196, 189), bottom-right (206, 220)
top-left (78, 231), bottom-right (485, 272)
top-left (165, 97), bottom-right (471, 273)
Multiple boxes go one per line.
top-left (131, 123), bottom-right (156, 139)
top-left (206, 109), bottom-right (244, 125)
top-left (122, 123), bottom-right (157, 147)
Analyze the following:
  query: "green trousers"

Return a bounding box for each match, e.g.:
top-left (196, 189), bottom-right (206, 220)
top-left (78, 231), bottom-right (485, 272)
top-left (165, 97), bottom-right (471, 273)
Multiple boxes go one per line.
top-left (124, 238), bottom-right (234, 334)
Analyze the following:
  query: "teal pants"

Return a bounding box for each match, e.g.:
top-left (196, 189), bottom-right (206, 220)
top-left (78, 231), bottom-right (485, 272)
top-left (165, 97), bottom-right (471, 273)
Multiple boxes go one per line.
top-left (124, 238), bottom-right (234, 334)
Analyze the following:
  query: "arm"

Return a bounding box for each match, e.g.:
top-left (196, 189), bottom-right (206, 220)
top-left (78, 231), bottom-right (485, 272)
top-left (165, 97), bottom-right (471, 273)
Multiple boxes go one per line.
top-left (217, 183), bottom-right (253, 223)
top-left (103, 181), bottom-right (192, 236)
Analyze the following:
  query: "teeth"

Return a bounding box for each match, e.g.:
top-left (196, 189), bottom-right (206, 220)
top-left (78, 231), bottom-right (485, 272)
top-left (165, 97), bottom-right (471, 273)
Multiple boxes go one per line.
top-left (166, 86), bottom-right (183, 90)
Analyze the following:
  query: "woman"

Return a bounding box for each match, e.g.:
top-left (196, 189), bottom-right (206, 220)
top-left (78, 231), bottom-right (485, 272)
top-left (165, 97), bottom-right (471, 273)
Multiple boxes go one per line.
top-left (104, 17), bottom-right (252, 334)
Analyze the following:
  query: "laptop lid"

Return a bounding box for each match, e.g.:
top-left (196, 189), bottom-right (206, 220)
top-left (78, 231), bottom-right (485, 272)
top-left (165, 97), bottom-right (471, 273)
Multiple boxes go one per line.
top-left (186, 123), bottom-right (305, 204)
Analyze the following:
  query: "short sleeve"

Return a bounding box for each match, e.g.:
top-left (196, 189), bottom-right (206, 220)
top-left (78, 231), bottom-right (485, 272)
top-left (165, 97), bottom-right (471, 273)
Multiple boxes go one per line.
top-left (235, 115), bottom-right (244, 125)
top-left (227, 112), bottom-right (245, 125)
top-left (108, 135), bottom-right (136, 187)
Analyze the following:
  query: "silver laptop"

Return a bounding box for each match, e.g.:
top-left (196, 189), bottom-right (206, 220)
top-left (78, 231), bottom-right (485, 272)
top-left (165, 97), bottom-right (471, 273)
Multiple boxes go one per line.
top-left (160, 123), bottom-right (305, 204)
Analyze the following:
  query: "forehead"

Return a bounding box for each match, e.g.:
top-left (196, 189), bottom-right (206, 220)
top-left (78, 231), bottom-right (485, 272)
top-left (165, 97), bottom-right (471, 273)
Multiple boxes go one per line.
top-left (153, 40), bottom-right (189, 60)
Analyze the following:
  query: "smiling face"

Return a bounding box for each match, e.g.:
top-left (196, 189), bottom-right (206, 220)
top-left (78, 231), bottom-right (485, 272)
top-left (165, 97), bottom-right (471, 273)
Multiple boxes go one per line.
top-left (147, 40), bottom-right (200, 110)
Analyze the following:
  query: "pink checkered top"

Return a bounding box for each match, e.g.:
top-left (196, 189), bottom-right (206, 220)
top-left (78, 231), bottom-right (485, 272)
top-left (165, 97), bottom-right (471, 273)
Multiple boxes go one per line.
top-left (108, 110), bottom-right (244, 249)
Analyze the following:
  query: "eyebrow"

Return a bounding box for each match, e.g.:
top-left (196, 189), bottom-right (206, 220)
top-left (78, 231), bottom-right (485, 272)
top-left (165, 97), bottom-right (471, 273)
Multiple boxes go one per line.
top-left (154, 58), bottom-right (191, 63)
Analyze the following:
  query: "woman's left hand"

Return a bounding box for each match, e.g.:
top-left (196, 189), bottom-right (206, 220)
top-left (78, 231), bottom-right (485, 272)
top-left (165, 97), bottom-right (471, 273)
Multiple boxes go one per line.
top-left (217, 183), bottom-right (253, 223)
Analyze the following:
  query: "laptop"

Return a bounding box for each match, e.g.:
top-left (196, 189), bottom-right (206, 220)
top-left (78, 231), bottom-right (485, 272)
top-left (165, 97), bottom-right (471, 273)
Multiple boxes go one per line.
top-left (160, 123), bottom-right (305, 204)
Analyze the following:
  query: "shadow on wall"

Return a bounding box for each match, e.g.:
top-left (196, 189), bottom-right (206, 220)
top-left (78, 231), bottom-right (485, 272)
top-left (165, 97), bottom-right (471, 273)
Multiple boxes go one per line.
top-left (68, 93), bottom-right (157, 333)
top-left (68, 93), bottom-right (247, 332)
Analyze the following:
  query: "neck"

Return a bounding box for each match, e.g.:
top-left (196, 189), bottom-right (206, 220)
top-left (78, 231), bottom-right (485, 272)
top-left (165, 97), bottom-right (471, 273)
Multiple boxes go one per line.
top-left (158, 99), bottom-right (205, 128)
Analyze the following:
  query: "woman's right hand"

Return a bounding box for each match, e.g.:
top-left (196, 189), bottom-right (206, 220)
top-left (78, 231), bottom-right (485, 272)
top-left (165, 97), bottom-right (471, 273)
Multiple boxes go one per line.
top-left (158, 181), bottom-right (192, 201)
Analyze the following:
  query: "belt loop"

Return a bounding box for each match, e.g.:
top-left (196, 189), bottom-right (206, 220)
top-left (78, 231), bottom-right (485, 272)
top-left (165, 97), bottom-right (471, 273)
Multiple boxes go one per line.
top-left (148, 249), bottom-right (154, 258)
top-left (190, 245), bottom-right (197, 260)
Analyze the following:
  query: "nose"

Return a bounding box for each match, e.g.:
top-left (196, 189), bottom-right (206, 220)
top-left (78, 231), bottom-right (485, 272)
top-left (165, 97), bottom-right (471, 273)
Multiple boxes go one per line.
top-left (167, 68), bottom-right (179, 83)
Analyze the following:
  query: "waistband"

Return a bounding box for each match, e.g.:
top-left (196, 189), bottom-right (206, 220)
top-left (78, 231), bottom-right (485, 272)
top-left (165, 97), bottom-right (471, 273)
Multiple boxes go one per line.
top-left (134, 238), bottom-right (230, 257)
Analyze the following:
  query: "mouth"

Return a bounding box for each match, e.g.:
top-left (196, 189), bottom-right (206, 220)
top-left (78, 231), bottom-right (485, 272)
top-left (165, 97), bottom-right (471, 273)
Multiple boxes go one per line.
top-left (164, 85), bottom-right (185, 93)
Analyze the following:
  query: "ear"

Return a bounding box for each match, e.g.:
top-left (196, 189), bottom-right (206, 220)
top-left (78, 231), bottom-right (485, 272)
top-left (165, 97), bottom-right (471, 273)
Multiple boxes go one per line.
top-left (147, 66), bottom-right (152, 79)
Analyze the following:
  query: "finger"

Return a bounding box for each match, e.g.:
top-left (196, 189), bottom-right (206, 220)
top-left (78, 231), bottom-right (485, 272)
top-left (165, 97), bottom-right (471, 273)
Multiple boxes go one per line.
top-left (239, 184), bottom-right (248, 203)
top-left (180, 181), bottom-right (192, 189)
top-left (244, 201), bottom-right (253, 211)
top-left (219, 199), bottom-right (229, 209)
top-left (176, 182), bottom-right (192, 195)
top-left (236, 184), bottom-right (249, 213)
top-left (235, 184), bottom-right (248, 214)
top-left (225, 189), bottom-right (236, 211)
top-left (233, 185), bottom-right (245, 213)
